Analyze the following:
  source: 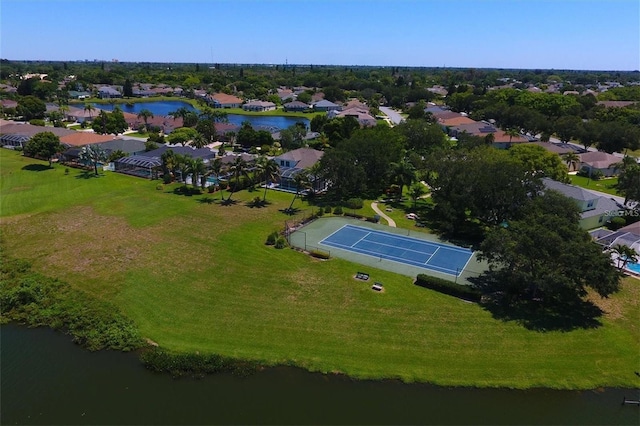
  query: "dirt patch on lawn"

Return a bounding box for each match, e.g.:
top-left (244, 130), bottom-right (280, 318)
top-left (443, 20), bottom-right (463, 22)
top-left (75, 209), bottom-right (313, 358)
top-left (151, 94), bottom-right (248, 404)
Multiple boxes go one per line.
top-left (1, 206), bottom-right (161, 294)
top-left (588, 278), bottom-right (639, 321)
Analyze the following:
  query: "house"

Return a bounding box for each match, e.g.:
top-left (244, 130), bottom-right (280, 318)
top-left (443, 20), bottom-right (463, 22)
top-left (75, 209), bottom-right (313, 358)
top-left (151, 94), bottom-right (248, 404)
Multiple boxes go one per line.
top-left (283, 101), bottom-right (309, 112)
top-left (208, 93), bottom-right (243, 109)
top-left (542, 178), bottom-right (624, 229)
top-left (578, 151), bottom-right (621, 177)
top-left (68, 90), bottom-right (91, 100)
top-left (490, 130), bottom-right (530, 149)
top-left (330, 107), bottom-right (377, 127)
top-left (65, 106), bottom-right (105, 123)
top-left (0, 121), bottom-right (75, 148)
top-left (97, 86), bottom-right (122, 99)
top-left (242, 101), bottom-right (277, 112)
top-left (273, 148), bottom-right (325, 192)
top-left (1, 99), bottom-right (18, 109)
top-left (312, 99), bottom-right (341, 112)
top-left (523, 142), bottom-right (584, 156)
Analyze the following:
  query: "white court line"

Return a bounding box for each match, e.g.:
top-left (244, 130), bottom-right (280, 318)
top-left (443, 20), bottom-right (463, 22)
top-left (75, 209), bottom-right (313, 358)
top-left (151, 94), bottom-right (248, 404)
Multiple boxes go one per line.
top-left (352, 231), bottom-right (372, 248)
top-left (356, 237), bottom-right (437, 258)
top-left (424, 247), bottom-right (440, 264)
top-left (318, 224), bottom-right (350, 244)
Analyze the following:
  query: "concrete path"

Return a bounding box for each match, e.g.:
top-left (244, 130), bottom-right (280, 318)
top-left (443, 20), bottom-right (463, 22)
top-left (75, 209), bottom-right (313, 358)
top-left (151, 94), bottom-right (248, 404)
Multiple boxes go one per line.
top-left (371, 202), bottom-right (397, 227)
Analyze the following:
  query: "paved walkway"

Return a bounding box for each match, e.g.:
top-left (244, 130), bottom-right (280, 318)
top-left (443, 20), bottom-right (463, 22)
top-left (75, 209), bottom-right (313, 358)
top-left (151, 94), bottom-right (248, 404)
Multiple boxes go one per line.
top-left (371, 202), bottom-right (396, 227)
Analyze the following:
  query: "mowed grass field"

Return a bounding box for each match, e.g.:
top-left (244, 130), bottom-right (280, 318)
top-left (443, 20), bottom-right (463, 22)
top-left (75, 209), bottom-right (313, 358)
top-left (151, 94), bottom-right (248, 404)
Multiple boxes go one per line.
top-left (1, 149), bottom-right (638, 389)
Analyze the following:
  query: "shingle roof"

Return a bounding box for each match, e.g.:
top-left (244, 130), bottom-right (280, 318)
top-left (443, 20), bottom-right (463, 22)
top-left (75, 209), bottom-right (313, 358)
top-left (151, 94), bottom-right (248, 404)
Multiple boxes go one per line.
top-left (0, 122), bottom-right (75, 138)
top-left (579, 151), bottom-right (620, 169)
top-left (542, 178), bottom-right (599, 202)
top-left (275, 148), bottom-right (323, 169)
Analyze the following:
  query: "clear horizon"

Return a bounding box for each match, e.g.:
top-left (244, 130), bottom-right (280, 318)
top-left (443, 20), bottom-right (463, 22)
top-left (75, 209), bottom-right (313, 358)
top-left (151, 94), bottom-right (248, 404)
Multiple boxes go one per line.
top-left (1, 0), bottom-right (638, 71)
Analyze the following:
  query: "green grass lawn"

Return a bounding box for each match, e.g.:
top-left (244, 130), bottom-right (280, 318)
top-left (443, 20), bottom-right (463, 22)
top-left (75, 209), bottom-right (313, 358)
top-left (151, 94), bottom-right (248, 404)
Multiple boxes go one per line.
top-left (569, 174), bottom-right (620, 196)
top-left (1, 149), bottom-right (638, 389)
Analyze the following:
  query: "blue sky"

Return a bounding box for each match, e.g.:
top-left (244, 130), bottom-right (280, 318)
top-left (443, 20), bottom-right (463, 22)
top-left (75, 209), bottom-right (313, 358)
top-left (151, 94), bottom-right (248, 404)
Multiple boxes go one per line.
top-left (1, 0), bottom-right (638, 70)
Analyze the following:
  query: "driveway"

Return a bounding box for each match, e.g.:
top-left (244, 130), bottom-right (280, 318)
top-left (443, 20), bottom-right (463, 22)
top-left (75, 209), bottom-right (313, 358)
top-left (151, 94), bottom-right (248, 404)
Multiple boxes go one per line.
top-left (379, 106), bottom-right (404, 125)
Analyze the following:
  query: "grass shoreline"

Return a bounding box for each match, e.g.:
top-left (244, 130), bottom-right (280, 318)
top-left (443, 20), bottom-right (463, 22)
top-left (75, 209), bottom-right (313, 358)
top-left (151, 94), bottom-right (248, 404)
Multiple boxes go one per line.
top-left (1, 149), bottom-right (638, 389)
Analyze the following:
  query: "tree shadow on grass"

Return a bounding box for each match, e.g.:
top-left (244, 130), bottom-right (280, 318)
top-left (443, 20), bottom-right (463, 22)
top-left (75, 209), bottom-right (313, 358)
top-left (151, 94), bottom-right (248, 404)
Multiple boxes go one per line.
top-left (469, 275), bottom-right (604, 332)
top-left (220, 198), bottom-right (239, 206)
top-left (279, 207), bottom-right (301, 216)
top-left (74, 170), bottom-right (101, 179)
top-left (22, 164), bottom-right (52, 172)
top-left (172, 186), bottom-right (203, 197)
top-left (245, 198), bottom-right (271, 208)
top-left (198, 196), bottom-right (215, 205)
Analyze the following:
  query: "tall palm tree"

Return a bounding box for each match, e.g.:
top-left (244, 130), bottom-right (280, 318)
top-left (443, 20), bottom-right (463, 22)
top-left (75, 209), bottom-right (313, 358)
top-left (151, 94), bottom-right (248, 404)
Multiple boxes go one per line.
top-left (209, 157), bottom-right (225, 200)
top-left (288, 170), bottom-right (310, 211)
top-left (256, 155), bottom-right (281, 202)
top-left (226, 157), bottom-right (248, 201)
top-left (137, 109), bottom-right (154, 132)
top-left (83, 103), bottom-right (95, 121)
top-left (161, 149), bottom-right (176, 183)
top-left (611, 244), bottom-right (639, 271)
top-left (562, 152), bottom-right (580, 172)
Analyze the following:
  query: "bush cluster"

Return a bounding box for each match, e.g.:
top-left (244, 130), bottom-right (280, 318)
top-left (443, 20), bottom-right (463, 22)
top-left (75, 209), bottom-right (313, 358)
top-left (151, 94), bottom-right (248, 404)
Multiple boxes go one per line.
top-left (0, 252), bottom-right (143, 351)
top-left (275, 236), bottom-right (287, 249)
top-left (140, 348), bottom-right (257, 377)
top-left (309, 250), bottom-right (330, 259)
top-left (414, 274), bottom-right (481, 302)
top-left (345, 198), bottom-right (364, 210)
top-left (333, 206), bottom-right (343, 215)
top-left (324, 205), bottom-right (332, 214)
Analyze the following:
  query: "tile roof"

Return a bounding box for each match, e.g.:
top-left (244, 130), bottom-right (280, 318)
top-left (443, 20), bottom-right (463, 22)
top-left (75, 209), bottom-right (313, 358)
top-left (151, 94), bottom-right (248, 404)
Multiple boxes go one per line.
top-left (439, 116), bottom-right (477, 126)
top-left (0, 121), bottom-right (76, 138)
top-left (59, 132), bottom-right (117, 147)
top-left (211, 93), bottom-right (243, 104)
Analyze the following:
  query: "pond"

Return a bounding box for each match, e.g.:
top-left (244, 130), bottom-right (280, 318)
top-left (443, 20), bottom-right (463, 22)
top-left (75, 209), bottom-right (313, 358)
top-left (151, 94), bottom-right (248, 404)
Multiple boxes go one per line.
top-left (2, 324), bottom-right (638, 425)
top-left (92, 100), bottom-right (309, 131)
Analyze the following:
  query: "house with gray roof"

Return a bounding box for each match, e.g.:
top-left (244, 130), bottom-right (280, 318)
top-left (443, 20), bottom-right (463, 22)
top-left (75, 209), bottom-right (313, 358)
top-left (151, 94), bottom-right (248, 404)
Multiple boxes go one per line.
top-left (97, 86), bottom-right (122, 99)
top-left (273, 148), bottom-right (325, 192)
top-left (312, 99), bottom-right (341, 112)
top-left (579, 151), bottom-right (623, 177)
top-left (542, 177), bottom-right (624, 229)
top-left (242, 100), bottom-right (277, 112)
top-left (283, 101), bottom-right (309, 112)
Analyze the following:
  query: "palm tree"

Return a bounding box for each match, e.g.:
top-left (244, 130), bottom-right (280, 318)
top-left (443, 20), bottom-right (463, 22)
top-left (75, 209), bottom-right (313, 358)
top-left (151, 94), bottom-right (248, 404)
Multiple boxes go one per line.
top-left (611, 244), bottom-right (639, 271)
top-left (83, 103), bottom-right (95, 121)
top-left (190, 133), bottom-right (207, 149)
top-left (562, 152), bottom-right (580, 172)
top-left (187, 157), bottom-right (207, 189)
top-left (390, 158), bottom-right (416, 199)
top-left (137, 109), bottom-right (154, 132)
top-left (79, 144), bottom-right (107, 176)
top-left (504, 128), bottom-right (520, 145)
top-left (287, 170), bottom-right (310, 212)
top-left (209, 157), bottom-right (225, 200)
top-left (256, 155), bottom-right (280, 202)
top-left (161, 149), bottom-right (177, 183)
top-left (226, 157), bottom-right (248, 201)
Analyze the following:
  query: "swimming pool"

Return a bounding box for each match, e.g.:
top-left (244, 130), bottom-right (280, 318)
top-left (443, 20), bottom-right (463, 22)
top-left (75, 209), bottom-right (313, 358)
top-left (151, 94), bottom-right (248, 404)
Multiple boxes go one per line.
top-left (626, 261), bottom-right (640, 274)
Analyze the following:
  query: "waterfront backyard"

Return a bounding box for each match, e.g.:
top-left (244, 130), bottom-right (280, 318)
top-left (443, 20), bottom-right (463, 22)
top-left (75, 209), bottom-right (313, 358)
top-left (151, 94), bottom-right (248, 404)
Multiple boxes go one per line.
top-left (1, 149), bottom-right (638, 389)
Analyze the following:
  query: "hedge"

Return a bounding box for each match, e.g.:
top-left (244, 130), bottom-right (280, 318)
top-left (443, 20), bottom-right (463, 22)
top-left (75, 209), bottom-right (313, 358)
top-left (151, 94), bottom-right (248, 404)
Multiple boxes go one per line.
top-left (414, 274), bottom-right (481, 302)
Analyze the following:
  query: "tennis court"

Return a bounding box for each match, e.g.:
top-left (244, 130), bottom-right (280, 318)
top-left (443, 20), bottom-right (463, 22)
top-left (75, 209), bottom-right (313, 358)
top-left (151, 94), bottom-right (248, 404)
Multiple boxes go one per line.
top-left (320, 224), bottom-right (473, 277)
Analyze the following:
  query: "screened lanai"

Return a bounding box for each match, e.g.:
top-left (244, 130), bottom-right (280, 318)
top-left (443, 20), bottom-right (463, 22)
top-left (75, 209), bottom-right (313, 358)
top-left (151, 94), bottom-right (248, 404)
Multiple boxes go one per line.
top-left (114, 155), bottom-right (161, 179)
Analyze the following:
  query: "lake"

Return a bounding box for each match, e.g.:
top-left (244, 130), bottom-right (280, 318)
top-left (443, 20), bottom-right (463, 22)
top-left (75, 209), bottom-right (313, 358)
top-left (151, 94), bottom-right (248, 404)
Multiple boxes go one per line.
top-left (93, 100), bottom-right (309, 131)
top-left (2, 324), bottom-right (638, 425)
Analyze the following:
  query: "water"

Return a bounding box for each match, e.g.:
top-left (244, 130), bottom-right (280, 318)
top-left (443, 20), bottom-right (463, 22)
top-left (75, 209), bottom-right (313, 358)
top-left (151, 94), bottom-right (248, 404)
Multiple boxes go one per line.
top-left (92, 100), bottom-right (309, 131)
top-left (2, 324), bottom-right (638, 425)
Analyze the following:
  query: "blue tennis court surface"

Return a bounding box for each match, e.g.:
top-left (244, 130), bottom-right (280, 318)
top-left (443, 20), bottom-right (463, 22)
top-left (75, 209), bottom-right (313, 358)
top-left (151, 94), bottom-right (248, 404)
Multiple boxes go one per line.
top-left (319, 224), bottom-right (473, 276)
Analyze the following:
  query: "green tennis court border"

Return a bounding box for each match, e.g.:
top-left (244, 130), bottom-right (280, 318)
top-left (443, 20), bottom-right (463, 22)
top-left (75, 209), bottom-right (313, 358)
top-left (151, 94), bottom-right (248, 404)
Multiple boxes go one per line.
top-left (289, 217), bottom-right (488, 284)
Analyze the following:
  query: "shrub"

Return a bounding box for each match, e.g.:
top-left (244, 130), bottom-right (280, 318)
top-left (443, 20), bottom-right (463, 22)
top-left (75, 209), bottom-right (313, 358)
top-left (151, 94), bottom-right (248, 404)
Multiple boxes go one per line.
top-left (333, 206), bottom-right (343, 215)
top-left (265, 232), bottom-right (278, 245)
top-left (309, 250), bottom-right (330, 259)
top-left (415, 274), bottom-right (481, 302)
top-left (156, 184), bottom-right (164, 191)
top-left (607, 216), bottom-right (626, 230)
top-left (140, 348), bottom-right (257, 377)
top-left (345, 198), bottom-right (364, 210)
top-left (29, 119), bottom-right (45, 126)
top-left (275, 236), bottom-right (287, 249)
top-left (366, 215), bottom-right (380, 223)
top-left (316, 208), bottom-right (324, 217)
top-left (324, 205), bottom-right (332, 213)
top-left (344, 211), bottom-right (364, 219)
